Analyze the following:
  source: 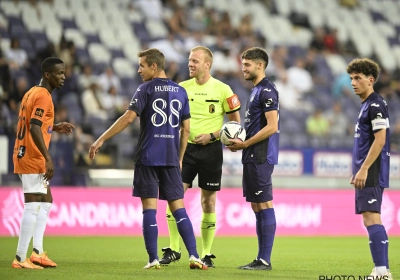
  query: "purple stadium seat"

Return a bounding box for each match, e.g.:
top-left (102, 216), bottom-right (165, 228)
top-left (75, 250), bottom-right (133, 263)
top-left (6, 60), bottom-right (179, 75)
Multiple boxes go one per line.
top-left (9, 24), bottom-right (28, 39)
top-left (370, 11), bottom-right (385, 22)
top-left (120, 77), bottom-right (139, 97)
top-left (110, 49), bottom-right (125, 59)
top-left (132, 22), bottom-right (150, 43)
top-left (6, 16), bottom-right (24, 27)
top-left (0, 27), bottom-right (9, 38)
top-left (86, 34), bottom-right (101, 44)
top-left (19, 37), bottom-right (35, 59)
top-left (75, 47), bottom-right (90, 64)
top-left (388, 37), bottom-right (399, 46)
top-left (61, 19), bottom-right (77, 30)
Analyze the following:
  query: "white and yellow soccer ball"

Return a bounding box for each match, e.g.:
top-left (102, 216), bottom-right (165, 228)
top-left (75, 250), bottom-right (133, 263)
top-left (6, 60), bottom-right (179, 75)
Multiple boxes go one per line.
top-left (219, 121), bottom-right (246, 146)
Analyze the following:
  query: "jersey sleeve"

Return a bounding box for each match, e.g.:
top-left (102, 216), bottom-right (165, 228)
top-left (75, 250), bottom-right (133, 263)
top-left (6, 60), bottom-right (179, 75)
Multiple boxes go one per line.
top-left (181, 88), bottom-right (191, 121)
top-left (30, 92), bottom-right (52, 127)
top-left (222, 85), bottom-right (241, 113)
top-left (260, 87), bottom-right (279, 113)
top-left (369, 100), bottom-right (389, 132)
top-left (128, 85), bottom-right (147, 116)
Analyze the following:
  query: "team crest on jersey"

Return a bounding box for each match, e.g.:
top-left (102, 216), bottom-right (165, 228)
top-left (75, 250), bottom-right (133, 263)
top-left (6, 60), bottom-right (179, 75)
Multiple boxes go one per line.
top-left (209, 104), bottom-right (215, 113)
top-left (35, 108), bottom-right (44, 118)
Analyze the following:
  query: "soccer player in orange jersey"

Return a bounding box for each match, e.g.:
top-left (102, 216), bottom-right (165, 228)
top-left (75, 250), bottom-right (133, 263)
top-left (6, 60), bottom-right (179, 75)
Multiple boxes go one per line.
top-left (12, 57), bottom-right (74, 269)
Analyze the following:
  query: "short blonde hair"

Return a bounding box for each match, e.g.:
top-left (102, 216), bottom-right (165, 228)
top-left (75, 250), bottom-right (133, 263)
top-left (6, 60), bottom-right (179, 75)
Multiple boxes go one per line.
top-left (191, 46), bottom-right (213, 67)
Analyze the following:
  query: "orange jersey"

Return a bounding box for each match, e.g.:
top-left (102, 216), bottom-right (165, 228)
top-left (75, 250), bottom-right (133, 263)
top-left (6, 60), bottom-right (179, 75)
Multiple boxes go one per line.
top-left (13, 86), bottom-right (54, 174)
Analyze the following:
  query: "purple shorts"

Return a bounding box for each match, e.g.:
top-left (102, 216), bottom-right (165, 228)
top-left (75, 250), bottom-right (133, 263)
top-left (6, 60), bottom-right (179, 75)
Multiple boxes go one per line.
top-left (133, 164), bottom-right (184, 201)
top-left (355, 186), bottom-right (384, 214)
top-left (243, 162), bottom-right (274, 203)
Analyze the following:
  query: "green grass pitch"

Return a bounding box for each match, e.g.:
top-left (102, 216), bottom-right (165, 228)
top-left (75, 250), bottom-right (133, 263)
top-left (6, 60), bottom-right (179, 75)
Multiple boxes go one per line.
top-left (0, 236), bottom-right (398, 279)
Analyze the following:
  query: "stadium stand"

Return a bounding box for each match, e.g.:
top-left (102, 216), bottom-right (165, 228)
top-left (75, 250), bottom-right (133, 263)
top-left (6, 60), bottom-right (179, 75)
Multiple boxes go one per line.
top-left (0, 0), bottom-right (399, 185)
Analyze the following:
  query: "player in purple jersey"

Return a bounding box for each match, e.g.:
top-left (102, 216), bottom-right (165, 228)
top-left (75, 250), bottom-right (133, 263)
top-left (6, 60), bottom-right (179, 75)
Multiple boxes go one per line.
top-left (229, 47), bottom-right (279, 271)
top-left (88, 48), bottom-right (207, 271)
top-left (347, 58), bottom-right (391, 279)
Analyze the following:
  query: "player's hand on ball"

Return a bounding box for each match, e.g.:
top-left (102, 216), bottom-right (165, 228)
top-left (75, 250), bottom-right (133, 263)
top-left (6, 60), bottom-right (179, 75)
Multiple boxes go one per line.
top-left (228, 138), bottom-right (246, 151)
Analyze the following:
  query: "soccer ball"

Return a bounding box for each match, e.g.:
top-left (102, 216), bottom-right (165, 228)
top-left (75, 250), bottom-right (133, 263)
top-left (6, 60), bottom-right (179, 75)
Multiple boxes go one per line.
top-left (219, 121), bottom-right (246, 146)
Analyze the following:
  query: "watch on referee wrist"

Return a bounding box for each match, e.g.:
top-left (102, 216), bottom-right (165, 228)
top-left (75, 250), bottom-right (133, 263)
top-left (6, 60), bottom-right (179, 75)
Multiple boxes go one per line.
top-left (210, 133), bottom-right (216, 141)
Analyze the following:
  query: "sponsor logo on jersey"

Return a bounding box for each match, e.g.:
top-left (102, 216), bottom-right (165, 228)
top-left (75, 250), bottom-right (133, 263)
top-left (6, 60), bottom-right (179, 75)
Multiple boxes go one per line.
top-left (265, 98), bottom-right (273, 107)
top-left (35, 108), bottom-right (44, 118)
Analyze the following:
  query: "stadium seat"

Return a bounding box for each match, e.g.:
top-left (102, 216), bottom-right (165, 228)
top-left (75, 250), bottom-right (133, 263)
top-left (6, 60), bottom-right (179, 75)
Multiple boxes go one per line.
top-left (61, 19), bottom-right (77, 30)
top-left (9, 24), bottom-right (28, 39)
top-left (0, 14), bottom-right (8, 29)
top-left (54, 2), bottom-right (74, 20)
top-left (98, 28), bottom-right (121, 50)
top-left (110, 49), bottom-right (125, 59)
top-left (75, 47), bottom-right (91, 64)
top-left (116, 28), bottom-right (139, 45)
top-left (1, 38), bottom-right (11, 52)
top-left (0, 1), bottom-right (21, 17)
top-left (68, 0), bottom-right (86, 13)
top-left (145, 19), bottom-right (168, 39)
top-left (64, 28), bottom-right (87, 48)
top-left (325, 54), bottom-right (348, 76)
top-left (275, 0), bottom-right (291, 17)
top-left (112, 58), bottom-right (135, 78)
top-left (122, 41), bottom-right (141, 63)
top-left (88, 43), bottom-right (112, 64)
top-left (75, 10), bottom-right (98, 35)
top-left (0, 28), bottom-right (9, 39)
top-left (45, 24), bottom-right (63, 45)
top-left (86, 34), bottom-right (101, 45)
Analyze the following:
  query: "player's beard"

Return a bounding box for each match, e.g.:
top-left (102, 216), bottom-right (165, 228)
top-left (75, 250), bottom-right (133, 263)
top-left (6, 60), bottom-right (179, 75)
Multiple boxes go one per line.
top-left (244, 71), bottom-right (256, 81)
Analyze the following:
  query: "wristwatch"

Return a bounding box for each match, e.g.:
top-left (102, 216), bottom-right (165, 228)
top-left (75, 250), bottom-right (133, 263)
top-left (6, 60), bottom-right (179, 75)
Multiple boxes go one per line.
top-left (210, 133), bottom-right (216, 141)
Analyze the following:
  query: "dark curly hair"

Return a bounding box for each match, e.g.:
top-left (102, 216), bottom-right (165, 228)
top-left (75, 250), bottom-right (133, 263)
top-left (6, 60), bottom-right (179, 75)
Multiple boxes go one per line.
top-left (346, 58), bottom-right (381, 82)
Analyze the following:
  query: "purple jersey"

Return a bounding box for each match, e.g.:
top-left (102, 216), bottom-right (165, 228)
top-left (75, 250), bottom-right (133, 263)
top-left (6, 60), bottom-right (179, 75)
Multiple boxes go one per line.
top-left (242, 78), bottom-right (280, 164)
top-left (128, 78), bottom-right (190, 166)
top-left (353, 92), bottom-right (390, 188)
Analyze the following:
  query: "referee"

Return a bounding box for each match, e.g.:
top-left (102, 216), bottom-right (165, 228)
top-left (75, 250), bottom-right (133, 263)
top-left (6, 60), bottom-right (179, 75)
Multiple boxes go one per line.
top-left (160, 46), bottom-right (241, 268)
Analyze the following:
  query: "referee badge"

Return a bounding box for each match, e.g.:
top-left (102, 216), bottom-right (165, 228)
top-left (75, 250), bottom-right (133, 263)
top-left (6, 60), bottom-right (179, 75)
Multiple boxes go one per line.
top-left (209, 104), bottom-right (215, 113)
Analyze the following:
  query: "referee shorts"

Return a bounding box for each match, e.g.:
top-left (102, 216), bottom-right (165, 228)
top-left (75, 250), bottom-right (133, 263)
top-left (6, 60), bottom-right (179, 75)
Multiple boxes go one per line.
top-left (182, 140), bottom-right (223, 191)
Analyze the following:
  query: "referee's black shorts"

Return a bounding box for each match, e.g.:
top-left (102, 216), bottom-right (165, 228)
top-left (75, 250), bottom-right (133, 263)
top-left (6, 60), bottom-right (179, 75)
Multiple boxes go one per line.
top-left (182, 140), bottom-right (223, 191)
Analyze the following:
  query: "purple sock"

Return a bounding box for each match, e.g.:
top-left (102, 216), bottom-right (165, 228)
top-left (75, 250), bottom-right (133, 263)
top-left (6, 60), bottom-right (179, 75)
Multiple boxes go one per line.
top-left (173, 208), bottom-right (198, 258)
top-left (142, 209), bottom-right (158, 262)
top-left (255, 211), bottom-right (262, 260)
top-left (260, 208), bottom-right (276, 264)
top-left (383, 227), bottom-right (389, 269)
top-left (367, 224), bottom-right (386, 267)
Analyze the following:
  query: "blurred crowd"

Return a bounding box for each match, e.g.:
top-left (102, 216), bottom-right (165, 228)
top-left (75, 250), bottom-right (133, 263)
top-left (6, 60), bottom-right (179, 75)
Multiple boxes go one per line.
top-left (0, 0), bottom-right (400, 185)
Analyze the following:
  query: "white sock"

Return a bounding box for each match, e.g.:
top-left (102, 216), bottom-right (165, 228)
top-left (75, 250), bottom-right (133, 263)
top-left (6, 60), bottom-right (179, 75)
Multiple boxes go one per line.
top-left (375, 266), bottom-right (387, 276)
top-left (16, 202), bottom-right (40, 261)
top-left (33, 203), bottom-right (52, 255)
